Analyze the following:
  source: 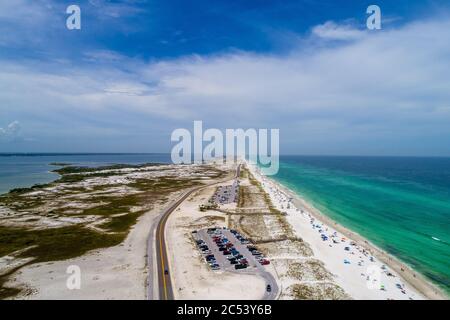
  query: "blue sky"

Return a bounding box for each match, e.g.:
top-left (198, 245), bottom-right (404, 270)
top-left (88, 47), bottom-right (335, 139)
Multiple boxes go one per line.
top-left (1, 0), bottom-right (450, 155)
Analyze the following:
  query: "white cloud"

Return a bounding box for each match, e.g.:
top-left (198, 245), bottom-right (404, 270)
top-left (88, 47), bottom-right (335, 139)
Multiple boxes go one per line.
top-left (0, 0), bottom-right (145, 48)
top-left (0, 0), bottom-right (59, 47)
top-left (1, 16), bottom-right (450, 154)
top-left (83, 50), bottom-right (127, 62)
top-left (312, 21), bottom-right (365, 40)
top-left (88, 0), bottom-right (145, 18)
top-left (0, 121), bottom-right (21, 141)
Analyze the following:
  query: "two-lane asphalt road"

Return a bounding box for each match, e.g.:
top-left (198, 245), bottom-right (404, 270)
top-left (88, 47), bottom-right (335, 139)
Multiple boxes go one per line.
top-left (150, 163), bottom-right (280, 300)
top-left (151, 165), bottom-right (240, 300)
top-left (155, 187), bottom-right (200, 300)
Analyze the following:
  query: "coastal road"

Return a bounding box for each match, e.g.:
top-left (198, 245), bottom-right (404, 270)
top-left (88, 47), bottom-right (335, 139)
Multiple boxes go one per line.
top-left (155, 187), bottom-right (198, 300)
top-left (151, 163), bottom-right (277, 300)
top-left (150, 163), bottom-right (241, 300)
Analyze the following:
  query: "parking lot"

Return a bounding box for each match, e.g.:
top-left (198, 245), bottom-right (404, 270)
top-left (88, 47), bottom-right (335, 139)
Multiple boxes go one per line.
top-left (210, 180), bottom-right (240, 205)
top-left (193, 227), bottom-right (270, 271)
top-left (191, 226), bottom-right (278, 299)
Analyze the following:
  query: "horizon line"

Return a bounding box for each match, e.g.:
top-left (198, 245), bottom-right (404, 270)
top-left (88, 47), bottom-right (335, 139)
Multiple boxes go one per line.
top-left (1, 152), bottom-right (450, 159)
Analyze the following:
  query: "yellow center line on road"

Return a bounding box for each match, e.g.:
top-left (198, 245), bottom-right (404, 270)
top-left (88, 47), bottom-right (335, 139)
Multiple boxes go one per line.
top-left (157, 166), bottom-right (240, 300)
top-left (159, 220), bottom-right (168, 300)
top-left (159, 198), bottom-right (182, 300)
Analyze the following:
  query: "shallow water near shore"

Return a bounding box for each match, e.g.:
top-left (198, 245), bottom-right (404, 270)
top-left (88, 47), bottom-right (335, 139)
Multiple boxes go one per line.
top-left (0, 153), bottom-right (172, 195)
top-left (271, 155), bottom-right (450, 295)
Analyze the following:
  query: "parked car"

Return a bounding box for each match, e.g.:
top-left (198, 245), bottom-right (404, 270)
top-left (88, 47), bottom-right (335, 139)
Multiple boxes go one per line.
top-left (266, 285), bottom-right (271, 292)
top-left (235, 264), bottom-right (247, 270)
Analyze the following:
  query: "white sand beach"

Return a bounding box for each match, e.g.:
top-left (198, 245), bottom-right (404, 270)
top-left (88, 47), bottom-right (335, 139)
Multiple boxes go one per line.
top-left (3, 161), bottom-right (446, 300)
top-left (246, 162), bottom-right (446, 300)
top-left (6, 197), bottom-right (175, 300)
top-left (1, 163), bottom-right (224, 300)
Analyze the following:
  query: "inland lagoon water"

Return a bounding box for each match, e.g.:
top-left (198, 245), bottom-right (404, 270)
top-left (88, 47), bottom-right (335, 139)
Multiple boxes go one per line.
top-left (0, 153), bottom-right (172, 195)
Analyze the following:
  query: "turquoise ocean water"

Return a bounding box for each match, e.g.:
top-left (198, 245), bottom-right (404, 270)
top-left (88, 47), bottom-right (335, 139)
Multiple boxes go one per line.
top-left (0, 153), bottom-right (449, 294)
top-left (272, 156), bottom-right (450, 294)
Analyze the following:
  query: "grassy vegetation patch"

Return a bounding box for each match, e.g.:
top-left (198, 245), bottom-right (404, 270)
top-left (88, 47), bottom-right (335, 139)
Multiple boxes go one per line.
top-left (237, 187), bottom-right (246, 208)
top-left (0, 163), bottom-right (222, 299)
top-left (0, 225), bottom-right (124, 263)
top-left (129, 177), bottom-right (198, 192)
top-left (237, 215), bottom-right (269, 241)
top-left (99, 211), bottom-right (144, 233)
top-left (53, 163), bottom-right (163, 175)
top-left (287, 260), bottom-right (334, 281)
top-left (81, 194), bottom-right (141, 216)
top-left (289, 283), bottom-right (350, 300)
top-left (7, 183), bottom-right (52, 196)
top-left (258, 240), bottom-right (313, 257)
top-left (0, 225), bottom-right (125, 299)
top-left (0, 276), bottom-right (21, 300)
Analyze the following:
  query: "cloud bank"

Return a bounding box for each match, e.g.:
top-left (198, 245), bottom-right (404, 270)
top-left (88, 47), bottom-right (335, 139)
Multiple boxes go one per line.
top-left (1, 14), bottom-right (450, 154)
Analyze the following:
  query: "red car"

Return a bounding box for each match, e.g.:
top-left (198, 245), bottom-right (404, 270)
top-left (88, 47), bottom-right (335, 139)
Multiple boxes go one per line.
top-left (259, 259), bottom-right (270, 265)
